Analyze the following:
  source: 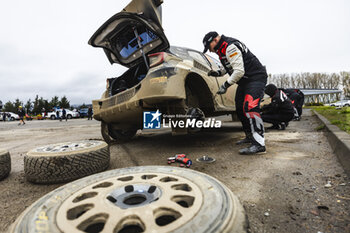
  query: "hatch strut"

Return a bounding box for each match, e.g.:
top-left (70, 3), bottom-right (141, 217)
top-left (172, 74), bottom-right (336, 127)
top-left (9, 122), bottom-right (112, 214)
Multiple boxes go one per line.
top-left (133, 27), bottom-right (149, 70)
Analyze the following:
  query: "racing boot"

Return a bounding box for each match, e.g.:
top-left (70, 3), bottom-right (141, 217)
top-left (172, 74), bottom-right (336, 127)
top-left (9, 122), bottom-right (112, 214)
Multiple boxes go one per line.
top-left (280, 122), bottom-right (286, 130)
top-left (236, 133), bottom-right (253, 145)
top-left (239, 143), bottom-right (266, 155)
top-left (267, 124), bottom-right (280, 130)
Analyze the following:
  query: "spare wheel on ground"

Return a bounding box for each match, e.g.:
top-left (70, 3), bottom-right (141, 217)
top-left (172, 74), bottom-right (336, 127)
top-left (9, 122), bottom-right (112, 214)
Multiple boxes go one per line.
top-left (24, 140), bottom-right (110, 184)
top-left (11, 166), bottom-right (248, 233)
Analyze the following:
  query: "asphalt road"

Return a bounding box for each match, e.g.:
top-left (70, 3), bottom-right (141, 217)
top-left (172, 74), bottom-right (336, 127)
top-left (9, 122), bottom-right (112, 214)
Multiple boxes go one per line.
top-left (0, 110), bottom-right (349, 232)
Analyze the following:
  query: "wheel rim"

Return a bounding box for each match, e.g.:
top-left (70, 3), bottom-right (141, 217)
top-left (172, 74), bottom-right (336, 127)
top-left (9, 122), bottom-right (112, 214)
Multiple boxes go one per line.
top-left (56, 172), bottom-right (203, 233)
top-left (31, 140), bottom-right (105, 153)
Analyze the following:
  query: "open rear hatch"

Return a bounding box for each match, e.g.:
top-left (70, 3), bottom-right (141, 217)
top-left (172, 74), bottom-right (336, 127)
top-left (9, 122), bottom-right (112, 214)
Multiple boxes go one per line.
top-left (88, 0), bottom-right (169, 68)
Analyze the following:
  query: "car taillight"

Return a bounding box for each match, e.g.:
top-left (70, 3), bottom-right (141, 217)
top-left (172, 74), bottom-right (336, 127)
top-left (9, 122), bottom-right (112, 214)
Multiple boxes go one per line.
top-left (148, 52), bottom-right (166, 68)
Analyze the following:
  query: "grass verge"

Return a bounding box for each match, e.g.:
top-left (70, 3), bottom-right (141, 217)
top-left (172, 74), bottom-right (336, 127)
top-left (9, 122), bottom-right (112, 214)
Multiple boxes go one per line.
top-left (310, 106), bottom-right (350, 134)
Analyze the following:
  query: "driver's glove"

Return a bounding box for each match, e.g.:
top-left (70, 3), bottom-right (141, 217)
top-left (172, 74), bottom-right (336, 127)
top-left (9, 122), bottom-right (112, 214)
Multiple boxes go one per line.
top-left (208, 70), bottom-right (221, 77)
top-left (217, 81), bottom-right (232, 95)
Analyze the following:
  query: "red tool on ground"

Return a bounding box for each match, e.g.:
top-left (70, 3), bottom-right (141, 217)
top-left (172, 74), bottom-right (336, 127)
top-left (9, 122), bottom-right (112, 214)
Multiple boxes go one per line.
top-left (167, 154), bottom-right (192, 168)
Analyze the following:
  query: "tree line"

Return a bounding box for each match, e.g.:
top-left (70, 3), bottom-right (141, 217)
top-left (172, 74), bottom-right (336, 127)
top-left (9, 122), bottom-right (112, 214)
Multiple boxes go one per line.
top-left (1, 95), bottom-right (71, 115)
top-left (269, 71), bottom-right (350, 97)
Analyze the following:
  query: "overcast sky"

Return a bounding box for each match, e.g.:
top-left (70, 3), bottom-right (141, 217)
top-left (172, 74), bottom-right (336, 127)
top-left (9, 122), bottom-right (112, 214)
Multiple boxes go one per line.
top-left (0, 0), bottom-right (349, 105)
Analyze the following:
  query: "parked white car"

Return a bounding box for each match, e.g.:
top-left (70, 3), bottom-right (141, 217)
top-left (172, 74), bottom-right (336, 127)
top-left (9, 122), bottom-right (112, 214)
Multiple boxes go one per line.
top-left (330, 100), bottom-right (350, 107)
top-left (46, 109), bottom-right (80, 120)
top-left (0, 112), bottom-right (20, 121)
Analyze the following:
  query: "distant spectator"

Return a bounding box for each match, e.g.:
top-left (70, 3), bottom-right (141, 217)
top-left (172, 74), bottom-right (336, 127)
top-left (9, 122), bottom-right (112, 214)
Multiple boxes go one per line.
top-left (88, 107), bottom-right (93, 120)
top-left (62, 108), bottom-right (67, 121)
top-left (18, 106), bottom-right (26, 126)
top-left (56, 110), bottom-right (60, 121)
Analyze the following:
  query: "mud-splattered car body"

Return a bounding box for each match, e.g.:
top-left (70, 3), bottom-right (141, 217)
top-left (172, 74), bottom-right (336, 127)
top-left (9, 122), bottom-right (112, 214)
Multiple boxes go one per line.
top-left (89, 0), bottom-right (237, 140)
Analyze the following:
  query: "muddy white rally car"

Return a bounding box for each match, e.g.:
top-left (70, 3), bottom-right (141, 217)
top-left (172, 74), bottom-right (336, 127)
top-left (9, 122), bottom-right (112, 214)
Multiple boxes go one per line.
top-left (89, 0), bottom-right (238, 142)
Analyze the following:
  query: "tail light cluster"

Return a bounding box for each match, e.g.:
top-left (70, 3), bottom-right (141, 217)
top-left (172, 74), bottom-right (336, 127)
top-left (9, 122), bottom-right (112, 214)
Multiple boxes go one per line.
top-left (148, 52), bottom-right (167, 68)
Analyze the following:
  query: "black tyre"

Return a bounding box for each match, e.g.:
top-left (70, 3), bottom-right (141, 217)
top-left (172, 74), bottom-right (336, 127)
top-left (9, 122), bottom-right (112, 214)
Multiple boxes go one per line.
top-left (10, 166), bottom-right (248, 233)
top-left (108, 126), bottom-right (137, 141)
top-left (185, 85), bottom-right (205, 133)
top-left (101, 122), bottom-right (114, 144)
top-left (50, 115), bottom-right (56, 120)
top-left (67, 114), bottom-right (72, 119)
top-left (10, 117), bottom-right (15, 121)
top-left (0, 149), bottom-right (11, 180)
top-left (100, 122), bottom-right (137, 143)
top-left (24, 140), bottom-right (110, 184)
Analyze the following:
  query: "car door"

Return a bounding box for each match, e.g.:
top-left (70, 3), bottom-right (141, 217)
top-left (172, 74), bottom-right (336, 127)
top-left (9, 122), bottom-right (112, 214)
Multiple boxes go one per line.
top-left (88, 0), bottom-right (169, 68)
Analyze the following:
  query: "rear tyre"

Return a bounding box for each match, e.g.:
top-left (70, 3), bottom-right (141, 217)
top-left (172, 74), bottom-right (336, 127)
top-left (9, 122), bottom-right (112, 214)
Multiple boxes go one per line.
top-left (11, 117), bottom-right (15, 121)
top-left (101, 122), bottom-right (114, 144)
top-left (108, 126), bottom-right (137, 141)
top-left (100, 122), bottom-right (137, 143)
top-left (50, 115), bottom-right (56, 120)
top-left (10, 166), bottom-right (248, 233)
top-left (0, 149), bottom-right (11, 181)
top-left (67, 114), bottom-right (72, 119)
top-left (24, 140), bottom-right (110, 184)
top-left (185, 85), bottom-right (205, 133)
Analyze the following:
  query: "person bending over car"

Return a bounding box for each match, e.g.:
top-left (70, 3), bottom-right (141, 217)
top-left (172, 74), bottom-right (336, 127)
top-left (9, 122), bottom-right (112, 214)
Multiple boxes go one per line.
top-left (261, 84), bottom-right (294, 130)
top-left (203, 31), bottom-right (267, 155)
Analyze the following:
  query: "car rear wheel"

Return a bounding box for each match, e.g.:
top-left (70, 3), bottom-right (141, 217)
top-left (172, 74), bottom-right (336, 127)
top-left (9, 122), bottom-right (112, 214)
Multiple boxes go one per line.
top-left (10, 166), bottom-right (248, 233)
top-left (0, 149), bottom-right (11, 181)
top-left (67, 114), bottom-right (72, 119)
top-left (108, 126), bottom-right (137, 141)
top-left (184, 85), bottom-right (205, 133)
top-left (10, 117), bottom-right (15, 121)
top-left (24, 140), bottom-right (110, 184)
top-left (100, 122), bottom-right (137, 143)
top-left (50, 115), bottom-right (56, 120)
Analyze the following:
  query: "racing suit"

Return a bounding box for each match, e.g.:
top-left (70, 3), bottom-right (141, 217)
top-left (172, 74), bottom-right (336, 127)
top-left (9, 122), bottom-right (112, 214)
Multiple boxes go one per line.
top-left (261, 89), bottom-right (294, 126)
top-left (282, 88), bottom-right (304, 118)
top-left (215, 35), bottom-right (267, 146)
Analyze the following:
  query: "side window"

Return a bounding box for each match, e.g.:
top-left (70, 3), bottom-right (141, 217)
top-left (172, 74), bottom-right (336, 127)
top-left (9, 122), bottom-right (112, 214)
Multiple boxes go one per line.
top-left (204, 54), bottom-right (222, 70)
top-left (188, 51), bottom-right (211, 68)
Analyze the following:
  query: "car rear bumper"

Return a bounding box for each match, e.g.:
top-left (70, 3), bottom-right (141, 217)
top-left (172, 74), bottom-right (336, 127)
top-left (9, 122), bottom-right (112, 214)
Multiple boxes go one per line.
top-left (92, 77), bottom-right (186, 125)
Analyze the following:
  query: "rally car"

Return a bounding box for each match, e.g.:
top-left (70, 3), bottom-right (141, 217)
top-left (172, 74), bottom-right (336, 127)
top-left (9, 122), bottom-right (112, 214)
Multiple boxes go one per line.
top-left (89, 0), bottom-right (239, 141)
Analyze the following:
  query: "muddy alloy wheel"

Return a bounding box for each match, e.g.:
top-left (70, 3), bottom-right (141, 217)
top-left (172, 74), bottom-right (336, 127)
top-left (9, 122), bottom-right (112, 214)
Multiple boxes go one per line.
top-left (10, 166), bottom-right (248, 233)
top-left (24, 140), bottom-right (110, 184)
top-left (0, 149), bottom-right (11, 181)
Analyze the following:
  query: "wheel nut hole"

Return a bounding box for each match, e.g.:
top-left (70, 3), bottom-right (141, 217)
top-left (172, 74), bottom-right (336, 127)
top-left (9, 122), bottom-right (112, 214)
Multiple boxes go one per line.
top-left (123, 194), bottom-right (147, 205)
top-left (107, 195), bottom-right (117, 203)
top-left (148, 185), bottom-right (156, 193)
top-left (125, 185), bottom-right (134, 193)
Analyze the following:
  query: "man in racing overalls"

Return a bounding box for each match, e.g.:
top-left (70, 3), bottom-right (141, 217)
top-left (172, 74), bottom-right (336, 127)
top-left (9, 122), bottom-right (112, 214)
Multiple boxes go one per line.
top-left (203, 31), bottom-right (267, 155)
